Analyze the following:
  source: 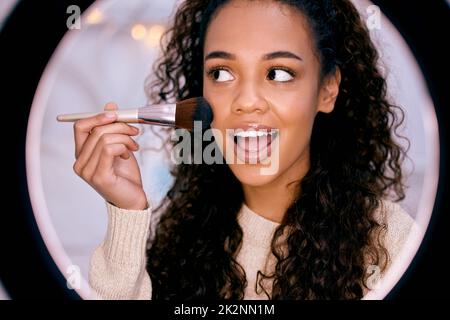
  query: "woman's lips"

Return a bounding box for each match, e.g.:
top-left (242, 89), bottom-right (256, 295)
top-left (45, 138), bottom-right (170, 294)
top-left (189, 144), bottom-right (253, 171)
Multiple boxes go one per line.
top-left (228, 126), bottom-right (279, 163)
top-left (234, 133), bottom-right (273, 152)
top-left (230, 123), bottom-right (275, 131)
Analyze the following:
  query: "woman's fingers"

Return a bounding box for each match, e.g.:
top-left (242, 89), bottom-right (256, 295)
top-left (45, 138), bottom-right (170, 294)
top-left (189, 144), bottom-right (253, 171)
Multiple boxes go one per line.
top-left (71, 102), bottom-right (147, 210)
top-left (94, 144), bottom-right (132, 186)
top-left (75, 133), bottom-right (139, 181)
top-left (74, 111), bottom-right (117, 158)
top-left (74, 122), bottom-right (139, 172)
top-left (87, 143), bottom-right (131, 191)
top-left (104, 102), bottom-right (118, 112)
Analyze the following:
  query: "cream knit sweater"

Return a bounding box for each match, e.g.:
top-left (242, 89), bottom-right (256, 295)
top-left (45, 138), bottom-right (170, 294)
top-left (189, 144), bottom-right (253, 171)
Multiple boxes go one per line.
top-left (88, 199), bottom-right (416, 300)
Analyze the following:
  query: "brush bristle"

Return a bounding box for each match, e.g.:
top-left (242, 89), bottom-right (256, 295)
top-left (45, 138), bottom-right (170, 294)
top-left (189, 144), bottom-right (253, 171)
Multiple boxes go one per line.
top-left (175, 97), bottom-right (213, 131)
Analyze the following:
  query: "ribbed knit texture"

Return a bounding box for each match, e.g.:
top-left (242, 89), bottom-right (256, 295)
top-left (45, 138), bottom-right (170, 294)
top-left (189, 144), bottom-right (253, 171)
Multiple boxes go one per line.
top-left (88, 201), bottom-right (152, 300)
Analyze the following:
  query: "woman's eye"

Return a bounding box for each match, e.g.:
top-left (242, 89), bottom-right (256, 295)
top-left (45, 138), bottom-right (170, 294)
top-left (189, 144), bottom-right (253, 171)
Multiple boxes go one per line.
top-left (267, 69), bottom-right (294, 82)
top-left (209, 69), bottom-right (234, 82)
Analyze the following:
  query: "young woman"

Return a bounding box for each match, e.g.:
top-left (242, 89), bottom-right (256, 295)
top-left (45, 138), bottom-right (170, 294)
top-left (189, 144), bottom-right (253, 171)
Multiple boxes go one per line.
top-left (74, 0), bottom-right (416, 300)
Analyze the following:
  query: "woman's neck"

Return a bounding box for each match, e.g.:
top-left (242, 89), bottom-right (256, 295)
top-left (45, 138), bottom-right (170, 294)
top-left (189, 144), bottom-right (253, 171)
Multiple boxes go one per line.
top-left (242, 155), bottom-right (310, 223)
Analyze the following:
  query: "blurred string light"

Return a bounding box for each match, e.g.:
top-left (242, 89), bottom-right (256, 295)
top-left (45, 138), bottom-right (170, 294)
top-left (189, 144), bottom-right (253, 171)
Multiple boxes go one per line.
top-left (85, 8), bottom-right (103, 25)
top-left (80, 5), bottom-right (166, 49)
top-left (131, 24), bottom-right (166, 47)
top-left (131, 23), bottom-right (147, 40)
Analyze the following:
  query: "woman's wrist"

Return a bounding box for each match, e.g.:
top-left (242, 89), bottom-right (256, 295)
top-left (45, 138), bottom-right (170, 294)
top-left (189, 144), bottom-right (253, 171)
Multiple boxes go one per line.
top-left (107, 197), bottom-right (149, 211)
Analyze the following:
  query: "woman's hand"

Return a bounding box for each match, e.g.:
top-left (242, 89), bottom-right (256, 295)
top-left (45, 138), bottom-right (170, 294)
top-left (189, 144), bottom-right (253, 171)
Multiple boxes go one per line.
top-left (72, 102), bottom-right (148, 210)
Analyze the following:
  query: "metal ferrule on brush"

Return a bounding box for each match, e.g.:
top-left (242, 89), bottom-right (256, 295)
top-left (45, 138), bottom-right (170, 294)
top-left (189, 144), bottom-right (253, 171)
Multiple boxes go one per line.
top-left (138, 103), bottom-right (176, 127)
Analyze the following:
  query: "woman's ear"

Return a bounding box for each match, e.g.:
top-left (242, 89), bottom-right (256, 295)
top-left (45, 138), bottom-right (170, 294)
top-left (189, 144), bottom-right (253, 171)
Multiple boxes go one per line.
top-left (317, 67), bottom-right (341, 114)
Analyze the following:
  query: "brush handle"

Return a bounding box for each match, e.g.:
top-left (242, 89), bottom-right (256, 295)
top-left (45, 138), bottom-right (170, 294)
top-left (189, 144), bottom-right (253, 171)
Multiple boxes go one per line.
top-left (56, 109), bottom-right (139, 123)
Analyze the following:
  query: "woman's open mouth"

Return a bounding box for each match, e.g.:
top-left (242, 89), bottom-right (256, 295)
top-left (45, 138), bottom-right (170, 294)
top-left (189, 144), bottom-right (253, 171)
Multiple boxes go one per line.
top-left (231, 129), bottom-right (279, 163)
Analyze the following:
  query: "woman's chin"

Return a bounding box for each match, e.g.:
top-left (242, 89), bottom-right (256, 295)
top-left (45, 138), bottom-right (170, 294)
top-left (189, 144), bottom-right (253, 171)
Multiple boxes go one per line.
top-left (228, 163), bottom-right (279, 187)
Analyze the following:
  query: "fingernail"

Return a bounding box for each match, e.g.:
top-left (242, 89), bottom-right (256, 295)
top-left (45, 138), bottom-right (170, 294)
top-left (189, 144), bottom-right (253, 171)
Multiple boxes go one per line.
top-left (105, 112), bottom-right (116, 118)
top-left (133, 127), bottom-right (139, 133)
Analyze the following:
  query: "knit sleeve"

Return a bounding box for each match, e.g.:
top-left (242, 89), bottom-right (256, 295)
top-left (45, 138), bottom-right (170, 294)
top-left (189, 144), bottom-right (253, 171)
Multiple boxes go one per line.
top-left (88, 200), bottom-right (153, 300)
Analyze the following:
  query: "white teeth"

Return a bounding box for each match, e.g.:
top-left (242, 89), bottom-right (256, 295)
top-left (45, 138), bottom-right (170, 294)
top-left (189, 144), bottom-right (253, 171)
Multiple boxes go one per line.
top-left (234, 130), bottom-right (272, 138)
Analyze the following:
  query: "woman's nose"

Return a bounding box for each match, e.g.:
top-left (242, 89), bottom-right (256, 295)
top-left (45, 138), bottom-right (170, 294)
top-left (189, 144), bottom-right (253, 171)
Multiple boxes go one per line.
top-left (231, 82), bottom-right (269, 114)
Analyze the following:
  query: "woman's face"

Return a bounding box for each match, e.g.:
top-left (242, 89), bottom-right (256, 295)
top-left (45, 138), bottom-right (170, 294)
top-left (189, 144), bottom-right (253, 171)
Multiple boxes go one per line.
top-left (203, 0), bottom-right (340, 187)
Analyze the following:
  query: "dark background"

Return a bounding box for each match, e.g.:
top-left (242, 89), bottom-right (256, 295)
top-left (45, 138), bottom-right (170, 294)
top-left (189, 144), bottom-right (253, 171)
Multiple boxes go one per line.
top-left (0, 0), bottom-right (448, 300)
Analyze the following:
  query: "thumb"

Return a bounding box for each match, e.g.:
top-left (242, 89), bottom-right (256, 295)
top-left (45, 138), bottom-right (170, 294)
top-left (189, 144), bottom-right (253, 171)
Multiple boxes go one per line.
top-left (104, 102), bottom-right (119, 111)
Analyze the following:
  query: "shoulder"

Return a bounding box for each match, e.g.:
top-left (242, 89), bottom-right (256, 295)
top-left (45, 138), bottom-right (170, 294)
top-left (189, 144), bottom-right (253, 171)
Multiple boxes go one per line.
top-left (363, 199), bottom-right (422, 297)
top-left (373, 199), bottom-right (416, 263)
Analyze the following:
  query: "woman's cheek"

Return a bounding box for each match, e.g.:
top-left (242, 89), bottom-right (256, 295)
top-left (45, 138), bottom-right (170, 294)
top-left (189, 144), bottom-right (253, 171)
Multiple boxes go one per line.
top-left (279, 106), bottom-right (316, 159)
top-left (203, 91), bottom-right (226, 128)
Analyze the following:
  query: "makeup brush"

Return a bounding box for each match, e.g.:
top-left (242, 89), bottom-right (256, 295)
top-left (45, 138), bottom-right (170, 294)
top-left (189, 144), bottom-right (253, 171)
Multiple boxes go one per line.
top-left (56, 97), bottom-right (213, 131)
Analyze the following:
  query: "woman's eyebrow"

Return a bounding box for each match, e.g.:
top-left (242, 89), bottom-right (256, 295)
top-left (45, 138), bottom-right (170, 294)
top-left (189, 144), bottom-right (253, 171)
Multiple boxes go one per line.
top-left (204, 51), bottom-right (236, 61)
top-left (204, 50), bottom-right (303, 62)
top-left (263, 51), bottom-right (303, 61)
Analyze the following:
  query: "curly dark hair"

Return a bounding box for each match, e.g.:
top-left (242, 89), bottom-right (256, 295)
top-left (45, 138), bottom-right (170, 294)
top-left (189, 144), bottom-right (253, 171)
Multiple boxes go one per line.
top-left (144, 0), bottom-right (407, 300)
